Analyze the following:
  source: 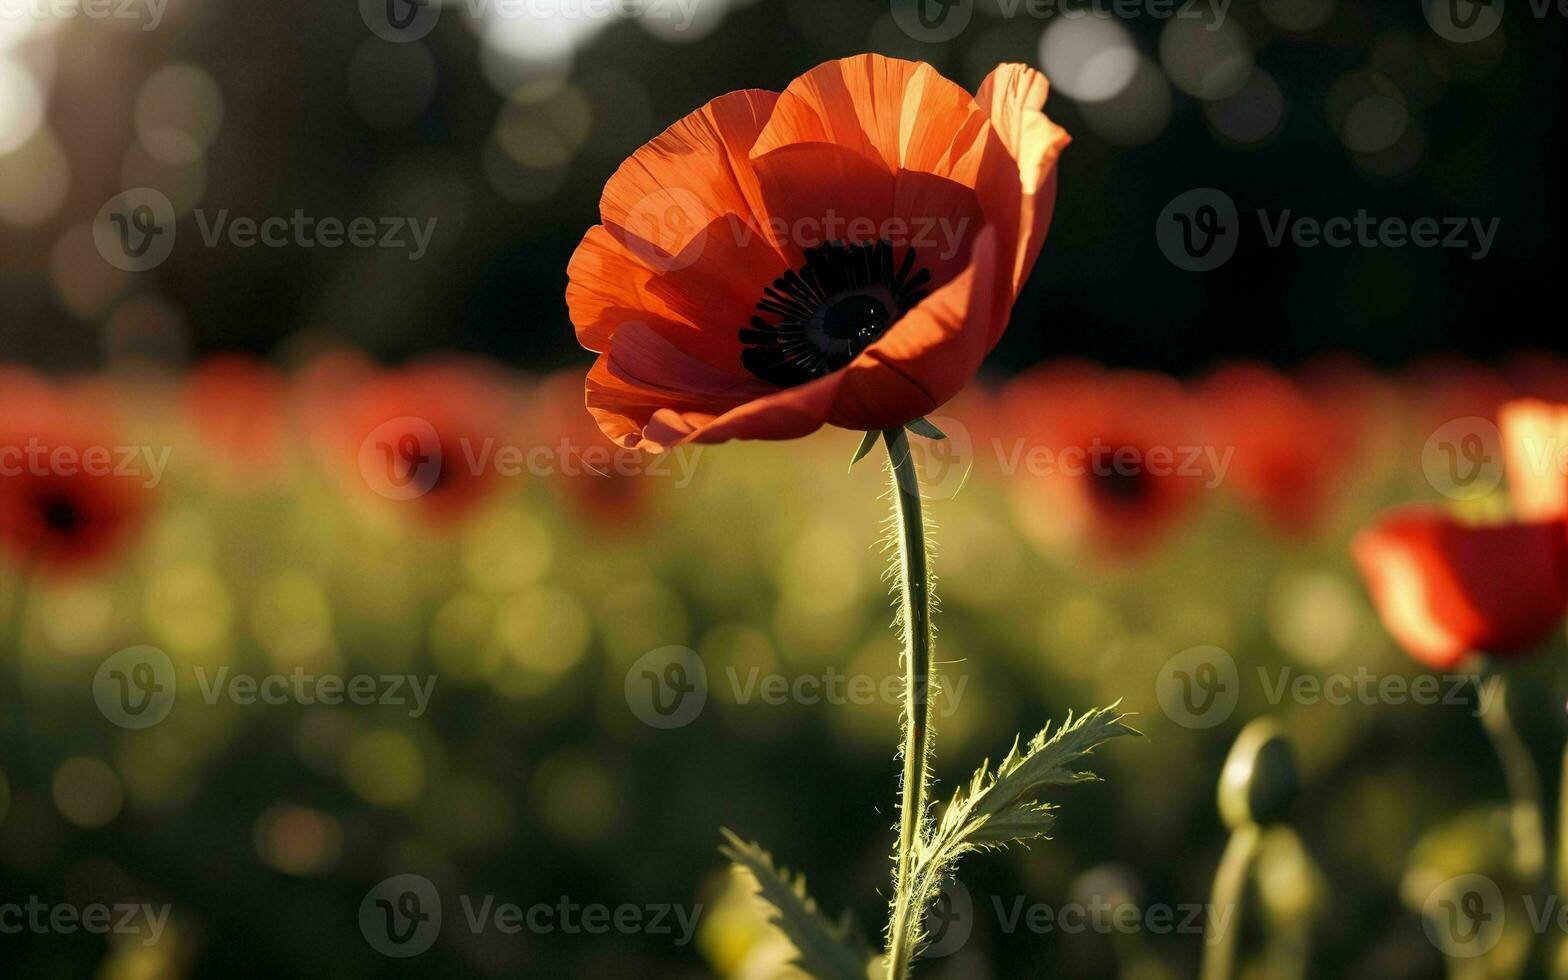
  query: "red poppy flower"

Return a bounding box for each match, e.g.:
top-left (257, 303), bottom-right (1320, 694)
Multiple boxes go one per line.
top-left (567, 55), bottom-right (1069, 451)
top-left (1352, 506), bottom-right (1568, 670)
top-left (1001, 362), bottom-right (1204, 559)
top-left (0, 381), bottom-right (150, 576)
top-left (184, 354), bottom-right (288, 479)
top-left (1355, 396), bottom-right (1568, 669)
top-left (1197, 362), bottom-right (1368, 536)
top-left (336, 360), bottom-right (515, 526)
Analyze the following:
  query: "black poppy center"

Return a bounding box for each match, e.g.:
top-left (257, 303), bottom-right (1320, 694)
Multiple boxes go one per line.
top-left (740, 239), bottom-right (932, 388)
top-left (1094, 467), bottom-right (1150, 504)
top-left (821, 294), bottom-right (892, 343)
top-left (38, 494), bottom-right (83, 534)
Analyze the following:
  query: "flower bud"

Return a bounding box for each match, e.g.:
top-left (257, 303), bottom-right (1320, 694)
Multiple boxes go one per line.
top-left (1218, 719), bottom-right (1299, 830)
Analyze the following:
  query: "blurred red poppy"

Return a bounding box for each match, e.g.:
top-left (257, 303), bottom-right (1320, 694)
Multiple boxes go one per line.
top-left (1356, 397), bottom-right (1568, 668)
top-left (1352, 506), bottom-right (1568, 670)
top-left (1198, 362), bottom-right (1367, 536)
top-left (335, 360), bottom-right (515, 526)
top-left (1002, 363), bottom-right (1204, 559)
top-left (0, 376), bottom-right (150, 575)
top-left (568, 54), bottom-right (1069, 450)
top-left (184, 354), bottom-right (289, 480)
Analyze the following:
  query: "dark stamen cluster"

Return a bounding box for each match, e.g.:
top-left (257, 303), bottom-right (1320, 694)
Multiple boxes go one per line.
top-left (740, 240), bottom-right (931, 388)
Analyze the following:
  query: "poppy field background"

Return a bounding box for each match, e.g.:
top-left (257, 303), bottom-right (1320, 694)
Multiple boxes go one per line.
top-left (3, 0), bottom-right (1568, 977)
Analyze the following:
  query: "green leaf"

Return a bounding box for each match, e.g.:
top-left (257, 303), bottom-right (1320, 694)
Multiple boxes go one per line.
top-left (891, 705), bottom-right (1139, 963)
top-left (904, 418), bottom-right (947, 440)
top-left (719, 830), bottom-right (877, 980)
top-left (927, 704), bottom-right (1139, 855)
top-left (847, 430), bottom-right (881, 471)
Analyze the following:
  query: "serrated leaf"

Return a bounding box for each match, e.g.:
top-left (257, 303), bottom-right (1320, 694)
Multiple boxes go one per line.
top-left (904, 418), bottom-right (947, 440)
top-left (720, 829), bottom-right (876, 980)
top-left (848, 430), bottom-right (881, 471)
top-left (927, 704), bottom-right (1139, 855)
top-left (889, 705), bottom-right (1139, 964)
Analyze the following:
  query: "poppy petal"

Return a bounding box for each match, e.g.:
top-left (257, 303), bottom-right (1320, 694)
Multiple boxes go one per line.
top-left (1500, 398), bottom-right (1568, 522)
top-left (975, 63), bottom-right (1071, 304)
top-left (598, 89), bottom-right (779, 263)
top-left (1352, 506), bottom-right (1568, 670)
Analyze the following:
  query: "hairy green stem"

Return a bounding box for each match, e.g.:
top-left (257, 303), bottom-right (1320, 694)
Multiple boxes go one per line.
top-left (1201, 822), bottom-right (1262, 980)
top-left (883, 428), bottom-right (934, 980)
